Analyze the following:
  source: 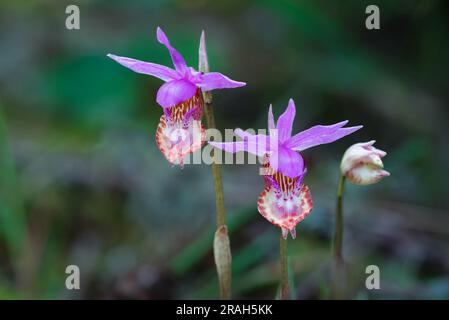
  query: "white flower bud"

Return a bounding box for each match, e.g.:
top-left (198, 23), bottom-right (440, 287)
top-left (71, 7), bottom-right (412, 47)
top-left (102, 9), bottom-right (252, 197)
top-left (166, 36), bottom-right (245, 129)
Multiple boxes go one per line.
top-left (340, 141), bottom-right (390, 185)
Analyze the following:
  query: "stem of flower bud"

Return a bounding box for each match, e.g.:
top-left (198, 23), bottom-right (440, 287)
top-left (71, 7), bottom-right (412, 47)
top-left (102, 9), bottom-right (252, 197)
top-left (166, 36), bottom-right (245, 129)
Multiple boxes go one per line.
top-left (332, 174), bottom-right (346, 299)
top-left (199, 31), bottom-right (231, 299)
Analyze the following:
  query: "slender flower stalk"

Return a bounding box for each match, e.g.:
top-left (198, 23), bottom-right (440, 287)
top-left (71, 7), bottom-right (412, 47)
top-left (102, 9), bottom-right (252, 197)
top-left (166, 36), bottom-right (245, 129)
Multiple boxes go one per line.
top-left (279, 236), bottom-right (290, 299)
top-left (334, 174), bottom-right (345, 265)
top-left (331, 174), bottom-right (345, 299)
top-left (332, 141), bottom-right (389, 299)
top-left (209, 99), bottom-right (362, 299)
top-left (199, 31), bottom-right (231, 299)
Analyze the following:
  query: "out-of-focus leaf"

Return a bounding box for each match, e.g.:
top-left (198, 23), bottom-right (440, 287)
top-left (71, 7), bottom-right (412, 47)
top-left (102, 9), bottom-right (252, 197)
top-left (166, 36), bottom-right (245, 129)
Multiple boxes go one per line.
top-left (0, 106), bottom-right (26, 259)
top-left (169, 208), bottom-right (255, 275)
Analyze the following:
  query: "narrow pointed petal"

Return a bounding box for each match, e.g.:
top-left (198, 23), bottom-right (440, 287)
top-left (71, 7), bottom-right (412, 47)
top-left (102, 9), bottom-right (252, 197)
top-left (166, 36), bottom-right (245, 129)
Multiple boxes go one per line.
top-left (286, 121), bottom-right (363, 151)
top-left (286, 120), bottom-right (347, 149)
top-left (198, 72), bottom-right (246, 91)
top-left (208, 141), bottom-right (246, 154)
top-left (156, 27), bottom-right (187, 72)
top-left (233, 128), bottom-right (252, 139)
top-left (234, 128), bottom-right (274, 155)
top-left (208, 135), bottom-right (270, 156)
top-left (270, 146), bottom-right (304, 179)
top-left (276, 99), bottom-right (296, 143)
top-left (156, 79), bottom-right (198, 108)
top-left (209, 127), bottom-right (272, 156)
top-left (234, 128), bottom-right (271, 144)
top-left (198, 30), bottom-right (209, 73)
top-left (268, 104), bottom-right (275, 130)
top-left (107, 54), bottom-right (179, 81)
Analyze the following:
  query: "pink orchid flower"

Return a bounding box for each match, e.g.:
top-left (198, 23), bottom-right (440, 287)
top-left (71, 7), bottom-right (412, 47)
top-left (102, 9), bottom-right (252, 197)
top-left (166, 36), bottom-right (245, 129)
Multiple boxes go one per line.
top-left (209, 99), bottom-right (362, 239)
top-left (108, 27), bottom-right (246, 165)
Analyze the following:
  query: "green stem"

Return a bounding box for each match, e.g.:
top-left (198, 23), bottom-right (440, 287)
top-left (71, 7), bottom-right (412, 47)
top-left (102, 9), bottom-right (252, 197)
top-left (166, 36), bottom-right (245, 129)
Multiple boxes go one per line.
top-left (203, 97), bottom-right (226, 227)
top-left (279, 236), bottom-right (290, 299)
top-left (199, 32), bottom-right (230, 299)
top-left (332, 174), bottom-right (346, 299)
top-left (334, 174), bottom-right (345, 263)
top-left (205, 95), bottom-right (230, 299)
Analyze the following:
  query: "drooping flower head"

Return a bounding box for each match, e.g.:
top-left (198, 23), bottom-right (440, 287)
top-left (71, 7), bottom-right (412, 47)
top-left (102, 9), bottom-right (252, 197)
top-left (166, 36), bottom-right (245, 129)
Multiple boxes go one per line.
top-left (108, 27), bottom-right (246, 165)
top-left (209, 99), bottom-right (362, 238)
top-left (340, 141), bottom-right (389, 185)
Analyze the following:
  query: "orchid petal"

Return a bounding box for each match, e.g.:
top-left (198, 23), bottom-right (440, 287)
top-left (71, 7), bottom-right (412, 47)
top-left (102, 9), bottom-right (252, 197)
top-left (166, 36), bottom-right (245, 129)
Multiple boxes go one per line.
top-left (208, 141), bottom-right (249, 155)
top-left (208, 141), bottom-right (245, 154)
top-left (270, 146), bottom-right (304, 179)
top-left (209, 131), bottom-right (271, 156)
top-left (156, 27), bottom-right (187, 73)
top-left (285, 120), bottom-right (363, 151)
top-left (208, 141), bottom-right (268, 156)
top-left (198, 72), bottom-right (246, 91)
top-left (156, 79), bottom-right (197, 108)
top-left (234, 129), bottom-right (274, 153)
top-left (234, 128), bottom-right (268, 141)
top-left (107, 54), bottom-right (179, 82)
top-left (276, 99), bottom-right (296, 143)
top-left (233, 128), bottom-right (253, 140)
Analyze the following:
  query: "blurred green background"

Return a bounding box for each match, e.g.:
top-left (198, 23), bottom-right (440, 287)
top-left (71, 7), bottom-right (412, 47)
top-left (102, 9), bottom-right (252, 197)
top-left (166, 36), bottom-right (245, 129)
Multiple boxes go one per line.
top-left (0, 0), bottom-right (448, 299)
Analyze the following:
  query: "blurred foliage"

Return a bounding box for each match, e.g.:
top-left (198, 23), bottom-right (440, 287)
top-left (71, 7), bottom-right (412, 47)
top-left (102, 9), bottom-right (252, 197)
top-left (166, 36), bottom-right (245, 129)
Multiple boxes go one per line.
top-left (0, 109), bottom-right (26, 262)
top-left (0, 0), bottom-right (448, 299)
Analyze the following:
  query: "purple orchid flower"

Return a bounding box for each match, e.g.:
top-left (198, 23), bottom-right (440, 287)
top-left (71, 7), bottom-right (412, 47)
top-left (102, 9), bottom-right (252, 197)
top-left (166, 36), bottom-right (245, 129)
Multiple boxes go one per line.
top-left (209, 99), bottom-right (362, 239)
top-left (107, 27), bottom-right (246, 165)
